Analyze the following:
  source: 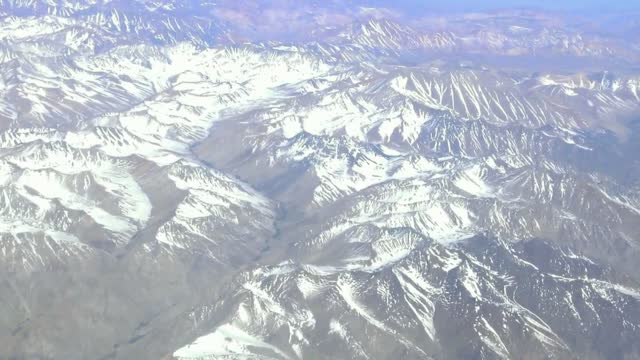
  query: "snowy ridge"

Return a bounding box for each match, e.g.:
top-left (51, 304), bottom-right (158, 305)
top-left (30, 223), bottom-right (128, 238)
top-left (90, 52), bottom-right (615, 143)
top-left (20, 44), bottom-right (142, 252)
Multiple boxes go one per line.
top-left (176, 236), bottom-right (640, 359)
top-left (0, 3), bottom-right (639, 359)
top-left (335, 17), bottom-right (639, 61)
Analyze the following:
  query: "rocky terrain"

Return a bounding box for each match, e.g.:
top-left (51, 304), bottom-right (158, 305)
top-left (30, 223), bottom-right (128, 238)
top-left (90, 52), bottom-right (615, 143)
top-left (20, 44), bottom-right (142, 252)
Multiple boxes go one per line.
top-left (0, 1), bottom-right (639, 359)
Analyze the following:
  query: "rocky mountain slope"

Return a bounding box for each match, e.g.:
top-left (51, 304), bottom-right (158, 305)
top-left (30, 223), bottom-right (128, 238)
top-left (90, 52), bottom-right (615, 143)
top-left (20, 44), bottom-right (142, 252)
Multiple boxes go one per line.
top-left (0, 1), bottom-right (639, 359)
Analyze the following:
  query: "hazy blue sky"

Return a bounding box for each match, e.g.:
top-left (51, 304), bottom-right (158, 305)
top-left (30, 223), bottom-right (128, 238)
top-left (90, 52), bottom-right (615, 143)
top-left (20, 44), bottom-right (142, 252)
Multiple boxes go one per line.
top-left (371, 0), bottom-right (640, 12)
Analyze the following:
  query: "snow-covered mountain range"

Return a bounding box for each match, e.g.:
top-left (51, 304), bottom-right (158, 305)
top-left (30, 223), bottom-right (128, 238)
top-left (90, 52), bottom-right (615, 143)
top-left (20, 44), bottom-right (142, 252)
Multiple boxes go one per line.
top-left (0, 1), bottom-right (639, 359)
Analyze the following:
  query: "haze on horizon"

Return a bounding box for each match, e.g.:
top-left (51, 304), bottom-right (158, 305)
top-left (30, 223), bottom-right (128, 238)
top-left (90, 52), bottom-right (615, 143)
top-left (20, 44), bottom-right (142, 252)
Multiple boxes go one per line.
top-left (363, 0), bottom-right (640, 13)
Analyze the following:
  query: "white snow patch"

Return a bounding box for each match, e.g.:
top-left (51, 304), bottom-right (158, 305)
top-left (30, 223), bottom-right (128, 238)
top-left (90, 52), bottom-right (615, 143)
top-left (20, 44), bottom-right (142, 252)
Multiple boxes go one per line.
top-left (173, 324), bottom-right (291, 359)
top-left (453, 165), bottom-right (493, 197)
